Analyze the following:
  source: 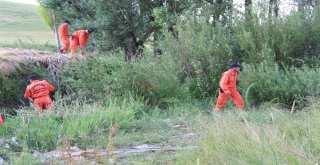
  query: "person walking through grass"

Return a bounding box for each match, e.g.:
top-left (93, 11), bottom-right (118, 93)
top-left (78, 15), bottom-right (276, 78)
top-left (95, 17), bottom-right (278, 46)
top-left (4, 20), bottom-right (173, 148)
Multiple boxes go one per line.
top-left (214, 62), bottom-right (244, 112)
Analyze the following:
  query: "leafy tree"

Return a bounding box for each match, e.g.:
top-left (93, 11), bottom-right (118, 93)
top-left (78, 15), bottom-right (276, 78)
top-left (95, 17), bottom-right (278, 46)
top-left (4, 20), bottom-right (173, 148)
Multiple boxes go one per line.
top-left (38, 0), bottom-right (190, 60)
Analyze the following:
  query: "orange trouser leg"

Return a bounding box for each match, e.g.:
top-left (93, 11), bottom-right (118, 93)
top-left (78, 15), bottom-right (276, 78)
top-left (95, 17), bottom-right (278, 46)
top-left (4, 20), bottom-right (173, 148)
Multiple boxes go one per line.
top-left (60, 39), bottom-right (70, 53)
top-left (70, 38), bottom-right (79, 56)
top-left (215, 92), bottom-right (230, 111)
top-left (34, 97), bottom-right (53, 110)
top-left (0, 116), bottom-right (3, 127)
top-left (230, 89), bottom-right (244, 110)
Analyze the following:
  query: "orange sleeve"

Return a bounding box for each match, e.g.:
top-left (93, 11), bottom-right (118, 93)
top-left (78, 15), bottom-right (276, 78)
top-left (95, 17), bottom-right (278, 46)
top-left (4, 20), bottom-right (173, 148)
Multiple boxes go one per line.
top-left (24, 87), bottom-right (31, 99)
top-left (45, 81), bottom-right (55, 92)
top-left (79, 32), bottom-right (89, 47)
top-left (220, 74), bottom-right (230, 93)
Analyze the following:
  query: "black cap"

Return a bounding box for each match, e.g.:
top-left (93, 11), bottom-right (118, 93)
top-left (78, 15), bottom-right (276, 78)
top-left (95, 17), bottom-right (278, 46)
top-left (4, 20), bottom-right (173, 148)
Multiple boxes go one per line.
top-left (26, 75), bottom-right (37, 82)
top-left (63, 20), bottom-right (71, 24)
top-left (87, 28), bottom-right (94, 34)
top-left (230, 62), bottom-right (241, 68)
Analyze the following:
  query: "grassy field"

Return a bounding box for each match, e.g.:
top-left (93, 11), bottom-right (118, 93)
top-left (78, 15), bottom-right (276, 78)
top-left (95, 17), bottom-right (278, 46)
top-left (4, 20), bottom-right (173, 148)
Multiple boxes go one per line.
top-left (1, 98), bottom-right (320, 164)
top-left (0, 0), bottom-right (54, 45)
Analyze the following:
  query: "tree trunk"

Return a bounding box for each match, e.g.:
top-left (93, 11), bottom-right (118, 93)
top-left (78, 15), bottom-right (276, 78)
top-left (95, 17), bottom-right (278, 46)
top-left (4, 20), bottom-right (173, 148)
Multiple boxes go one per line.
top-left (153, 31), bottom-right (161, 57)
top-left (51, 10), bottom-right (61, 53)
top-left (269, 0), bottom-right (279, 20)
top-left (124, 31), bottom-right (140, 61)
top-left (274, 0), bottom-right (279, 17)
top-left (245, 0), bottom-right (252, 21)
top-left (212, 0), bottom-right (223, 24)
top-left (269, 0), bottom-right (273, 18)
top-left (298, 0), bottom-right (306, 12)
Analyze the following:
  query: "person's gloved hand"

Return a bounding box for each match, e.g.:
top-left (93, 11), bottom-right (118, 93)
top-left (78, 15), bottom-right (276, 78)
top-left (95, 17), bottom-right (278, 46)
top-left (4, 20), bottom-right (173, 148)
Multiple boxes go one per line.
top-left (80, 50), bottom-right (85, 56)
top-left (219, 87), bottom-right (224, 93)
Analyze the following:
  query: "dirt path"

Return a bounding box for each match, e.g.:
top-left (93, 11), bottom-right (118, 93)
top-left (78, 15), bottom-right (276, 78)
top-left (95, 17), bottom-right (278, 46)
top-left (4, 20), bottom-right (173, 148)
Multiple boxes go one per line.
top-left (0, 47), bottom-right (70, 75)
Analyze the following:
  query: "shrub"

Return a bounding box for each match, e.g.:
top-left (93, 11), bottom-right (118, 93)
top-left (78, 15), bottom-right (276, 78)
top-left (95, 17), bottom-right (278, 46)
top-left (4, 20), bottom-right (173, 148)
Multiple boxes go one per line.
top-left (239, 64), bottom-right (320, 106)
top-left (61, 53), bottom-right (184, 106)
top-left (60, 55), bottom-right (125, 101)
top-left (158, 21), bottom-right (235, 99)
top-left (0, 66), bottom-right (48, 104)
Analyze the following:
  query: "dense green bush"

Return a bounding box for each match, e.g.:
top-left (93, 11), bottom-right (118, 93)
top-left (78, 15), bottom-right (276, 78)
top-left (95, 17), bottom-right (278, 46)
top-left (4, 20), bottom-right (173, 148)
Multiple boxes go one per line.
top-left (61, 55), bottom-right (126, 101)
top-left (0, 66), bottom-right (49, 104)
top-left (0, 73), bottom-right (25, 104)
top-left (239, 64), bottom-right (320, 106)
top-left (61, 53), bottom-right (184, 106)
top-left (159, 21), bottom-right (235, 99)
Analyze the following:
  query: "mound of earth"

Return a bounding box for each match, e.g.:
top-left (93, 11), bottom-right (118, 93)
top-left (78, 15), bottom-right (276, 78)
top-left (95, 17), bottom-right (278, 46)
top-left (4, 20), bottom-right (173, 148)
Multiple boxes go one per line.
top-left (0, 48), bottom-right (70, 75)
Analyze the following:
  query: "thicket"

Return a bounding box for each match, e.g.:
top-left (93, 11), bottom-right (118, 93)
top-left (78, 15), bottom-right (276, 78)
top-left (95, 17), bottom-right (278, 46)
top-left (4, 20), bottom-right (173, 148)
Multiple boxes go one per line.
top-left (60, 54), bottom-right (184, 107)
top-left (239, 64), bottom-right (320, 105)
top-left (58, 5), bottom-right (320, 108)
top-left (0, 66), bottom-right (49, 105)
top-left (2, 1), bottom-right (320, 163)
top-left (2, 3), bottom-right (320, 109)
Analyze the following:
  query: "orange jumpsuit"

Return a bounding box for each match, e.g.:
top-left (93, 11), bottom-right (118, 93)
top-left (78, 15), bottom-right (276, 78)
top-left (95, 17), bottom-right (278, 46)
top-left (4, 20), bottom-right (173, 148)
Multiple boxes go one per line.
top-left (24, 80), bottom-right (55, 111)
top-left (215, 69), bottom-right (244, 111)
top-left (59, 23), bottom-right (70, 53)
top-left (70, 30), bottom-right (90, 56)
top-left (0, 113), bottom-right (3, 127)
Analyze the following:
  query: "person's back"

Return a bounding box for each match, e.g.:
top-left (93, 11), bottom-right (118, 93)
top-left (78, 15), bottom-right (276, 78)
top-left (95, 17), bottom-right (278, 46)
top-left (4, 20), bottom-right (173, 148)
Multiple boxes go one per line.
top-left (59, 22), bottom-right (70, 40)
top-left (24, 77), bottom-right (55, 112)
top-left (24, 80), bottom-right (54, 99)
top-left (72, 30), bottom-right (90, 46)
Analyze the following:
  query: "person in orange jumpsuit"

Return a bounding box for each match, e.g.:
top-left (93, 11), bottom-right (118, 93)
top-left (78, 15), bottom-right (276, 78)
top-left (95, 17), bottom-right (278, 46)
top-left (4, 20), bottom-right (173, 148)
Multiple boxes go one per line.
top-left (59, 20), bottom-right (71, 53)
top-left (0, 113), bottom-right (4, 127)
top-left (70, 28), bottom-right (94, 57)
top-left (24, 75), bottom-right (55, 115)
top-left (215, 63), bottom-right (244, 112)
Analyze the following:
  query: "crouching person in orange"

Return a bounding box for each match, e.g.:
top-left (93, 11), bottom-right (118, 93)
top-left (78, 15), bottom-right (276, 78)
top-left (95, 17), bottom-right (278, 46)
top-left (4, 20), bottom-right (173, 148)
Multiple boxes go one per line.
top-left (59, 20), bottom-right (71, 53)
top-left (214, 63), bottom-right (244, 112)
top-left (24, 75), bottom-right (55, 116)
top-left (0, 113), bottom-right (4, 127)
top-left (70, 28), bottom-right (94, 58)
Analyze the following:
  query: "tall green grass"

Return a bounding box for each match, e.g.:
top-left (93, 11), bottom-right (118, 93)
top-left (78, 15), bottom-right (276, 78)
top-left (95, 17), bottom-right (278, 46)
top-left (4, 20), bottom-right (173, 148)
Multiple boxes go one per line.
top-left (177, 103), bottom-right (320, 164)
top-left (7, 100), bottom-right (136, 152)
top-left (2, 96), bottom-right (320, 164)
top-left (0, 95), bottom-right (200, 153)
